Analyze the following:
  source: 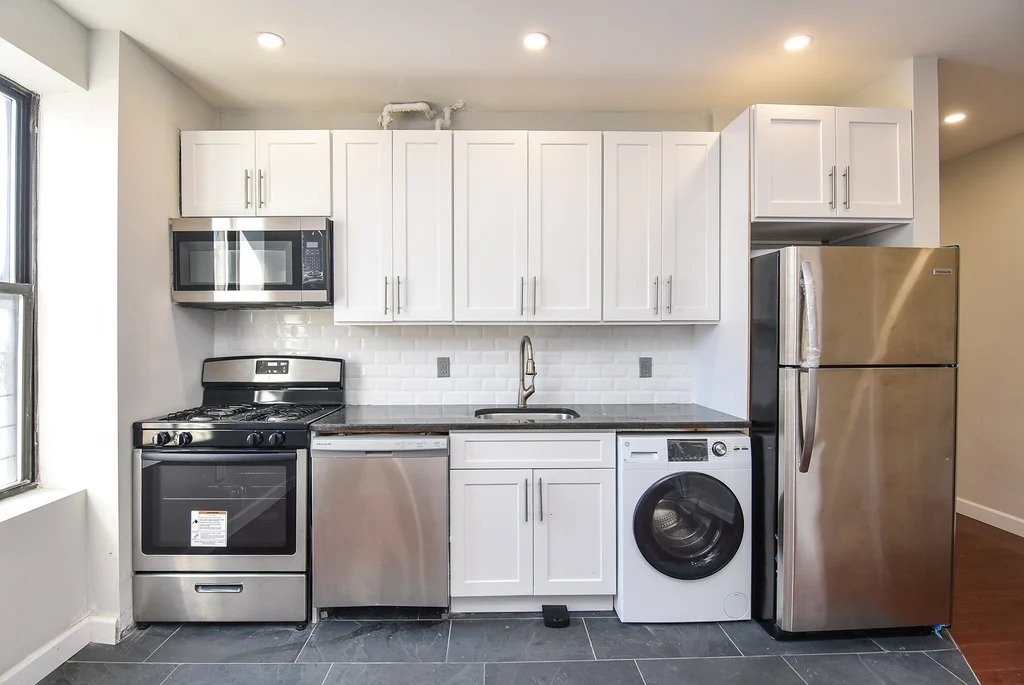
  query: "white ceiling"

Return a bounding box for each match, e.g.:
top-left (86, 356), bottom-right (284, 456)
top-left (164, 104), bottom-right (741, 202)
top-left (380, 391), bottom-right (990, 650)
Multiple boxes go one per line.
top-left (56, 0), bottom-right (1024, 160)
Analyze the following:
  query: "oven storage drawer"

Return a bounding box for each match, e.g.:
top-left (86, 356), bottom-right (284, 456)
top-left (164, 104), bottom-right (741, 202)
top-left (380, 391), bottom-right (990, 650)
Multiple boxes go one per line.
top-left (134, 573), bottom-right (307, 622)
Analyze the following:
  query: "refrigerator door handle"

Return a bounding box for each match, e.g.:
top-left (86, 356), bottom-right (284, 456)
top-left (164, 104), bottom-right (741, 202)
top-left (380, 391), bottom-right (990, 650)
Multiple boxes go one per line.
top-left (798, 367), bottom-right (819, 473)
top-left (799, 260), bottom-right (822, 368)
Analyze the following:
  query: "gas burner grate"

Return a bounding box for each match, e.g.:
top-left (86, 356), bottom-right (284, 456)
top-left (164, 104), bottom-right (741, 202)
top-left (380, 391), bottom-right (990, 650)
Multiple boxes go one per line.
top-left (158, 403), bottom-right (325, 423)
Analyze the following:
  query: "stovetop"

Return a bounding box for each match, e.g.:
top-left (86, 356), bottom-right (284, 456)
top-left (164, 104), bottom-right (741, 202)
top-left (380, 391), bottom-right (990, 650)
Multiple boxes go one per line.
top-left (158, 403), bottom-right (329, 424)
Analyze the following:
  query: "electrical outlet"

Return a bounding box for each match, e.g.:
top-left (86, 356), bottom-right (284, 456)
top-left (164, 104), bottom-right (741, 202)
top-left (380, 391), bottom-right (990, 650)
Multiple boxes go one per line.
top-left (437, 357), bottom-right (451, 378)
top-left (639, 357), bottom-right (653, 378)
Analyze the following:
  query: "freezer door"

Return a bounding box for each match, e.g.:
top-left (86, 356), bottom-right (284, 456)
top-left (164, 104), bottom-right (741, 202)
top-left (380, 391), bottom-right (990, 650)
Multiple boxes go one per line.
top-left (776, 366), bottom-right (955, 633)
top-left (779, 246), bottom-right (958, 366)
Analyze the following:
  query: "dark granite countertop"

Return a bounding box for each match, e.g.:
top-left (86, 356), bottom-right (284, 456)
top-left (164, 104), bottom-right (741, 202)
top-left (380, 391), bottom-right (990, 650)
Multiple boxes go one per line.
top-left (311, 403), bottom-right (748, 434)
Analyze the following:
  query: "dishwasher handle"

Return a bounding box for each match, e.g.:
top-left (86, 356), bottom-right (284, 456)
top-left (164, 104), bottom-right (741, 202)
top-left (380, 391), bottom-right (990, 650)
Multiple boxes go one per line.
top-left (311, 436), bottom-right (448, 454)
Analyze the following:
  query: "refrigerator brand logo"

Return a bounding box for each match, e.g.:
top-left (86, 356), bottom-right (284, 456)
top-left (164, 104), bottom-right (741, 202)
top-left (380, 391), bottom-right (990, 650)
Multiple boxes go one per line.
top-left (932, 268), bottom-right (954, 276)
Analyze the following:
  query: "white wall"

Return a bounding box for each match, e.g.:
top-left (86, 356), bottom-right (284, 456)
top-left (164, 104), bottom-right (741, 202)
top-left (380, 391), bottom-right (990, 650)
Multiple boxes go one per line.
top-left (217, 108), bottom-right (713, 132)
top-left (0, 491), bottom-right (88, 682)
top-left (941, 132), bottom-right (1024, 536)
top-left (0, 0), bottom-right (88, 90)
top-left (215, 313), bottom-right (696, 405)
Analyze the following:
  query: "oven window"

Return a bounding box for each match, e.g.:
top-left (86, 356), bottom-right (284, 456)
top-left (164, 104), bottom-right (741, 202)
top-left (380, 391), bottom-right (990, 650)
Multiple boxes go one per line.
top-left (140, 452), bottom-right (297, 555)
top-left (172, 231), bottom-right (303, 291)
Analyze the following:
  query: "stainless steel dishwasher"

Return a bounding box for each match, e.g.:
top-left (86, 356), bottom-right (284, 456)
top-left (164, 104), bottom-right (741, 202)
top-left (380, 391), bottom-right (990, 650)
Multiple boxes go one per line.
top-left (310, 435), bottom-right (449, 611)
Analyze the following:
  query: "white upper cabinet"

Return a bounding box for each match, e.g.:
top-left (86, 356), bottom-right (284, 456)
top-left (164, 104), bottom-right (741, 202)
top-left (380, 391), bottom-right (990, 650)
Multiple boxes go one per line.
top-left (181, 130), bottom-right (330, 217)
top-left (602, 132), bottom-right (720, 323)
top-left (527, 132), bottom-right (603, 322)
top-left (752, 105), bottom-right (837, 219)
top-left (662, 132), bottom-right (720, 322)
top-left (533, 468), bottom-right (616, 596)
top-left (331, 131), bottom-right (393, 323)
top-left (454, 131), bottom-right (529, 322)
top-left (835, 108), bottom-right (913, 219)
top-left (751, 105), bottom-right (913, 221)
top-left (393, 130), bottom-right (453, 322)
top-left (254, 130), bottom-right (331, 216)
top-left (181, 131), bottom-right (256, 217)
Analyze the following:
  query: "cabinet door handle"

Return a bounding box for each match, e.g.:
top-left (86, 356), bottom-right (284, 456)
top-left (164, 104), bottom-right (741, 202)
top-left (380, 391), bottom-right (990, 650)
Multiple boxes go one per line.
top-left (524, 478), bottom-right (529, 523)
top-left (843, 165), bottom-right (851, 210)
top-left (532, 276), bottom-right (538, 316)
top-left (665, 275), bottom-right (673, 314)
top-left (653, 277), bottom-right (659, 314)
top-left (538, 477), bottom-right (544, 522)
top-left (520, 276), bottom-right (525, 317)
top-left (244, 170), bottom-right (251, 208)
top-left (828, 166), bottom-right (836, 210)
top-left (395, 275), bottom-right (402, 315)
top-left (257, 169), bottom-right (265, 208)
top-left (383, 276), bottom-right (389, 316)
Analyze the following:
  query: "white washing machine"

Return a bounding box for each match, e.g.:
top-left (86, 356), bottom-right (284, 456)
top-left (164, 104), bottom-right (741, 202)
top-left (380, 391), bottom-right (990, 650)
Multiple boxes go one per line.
top-left (616, 433), bottom-right (752, 623)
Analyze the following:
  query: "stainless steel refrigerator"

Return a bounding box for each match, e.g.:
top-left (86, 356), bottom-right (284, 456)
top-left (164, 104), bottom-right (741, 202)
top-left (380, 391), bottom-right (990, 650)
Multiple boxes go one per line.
top-left (750, 246), bottom-right (958, 637)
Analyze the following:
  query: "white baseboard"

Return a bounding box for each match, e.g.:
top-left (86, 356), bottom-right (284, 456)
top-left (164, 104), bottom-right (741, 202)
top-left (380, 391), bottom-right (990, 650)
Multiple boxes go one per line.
top-left (1, 617), bottom-right (91, 685)
top-left (450, 595), bottom-right (613, 614)
top-left (957, 497), bottom-right (1024, 538)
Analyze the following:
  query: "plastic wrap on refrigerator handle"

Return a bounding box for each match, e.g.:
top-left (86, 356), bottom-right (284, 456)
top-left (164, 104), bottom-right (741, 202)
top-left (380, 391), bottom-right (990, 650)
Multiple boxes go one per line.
top-left (800, 260), bottom-right (821, 369)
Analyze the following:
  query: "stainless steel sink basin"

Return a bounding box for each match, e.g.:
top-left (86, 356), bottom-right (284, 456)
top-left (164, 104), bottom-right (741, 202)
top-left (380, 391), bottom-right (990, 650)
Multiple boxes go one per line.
top-left (474, 407), bottom-right (580, 422)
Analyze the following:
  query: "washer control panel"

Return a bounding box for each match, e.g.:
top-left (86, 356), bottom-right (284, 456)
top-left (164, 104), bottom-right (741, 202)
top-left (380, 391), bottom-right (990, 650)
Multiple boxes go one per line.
top-left (620, 433), bottom-right (750, 470)
top-left (668, 440), bottom-right (709, 462)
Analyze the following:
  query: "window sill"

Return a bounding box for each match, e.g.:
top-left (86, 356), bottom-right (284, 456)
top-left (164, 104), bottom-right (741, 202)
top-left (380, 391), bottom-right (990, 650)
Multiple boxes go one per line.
top-left (0, 486), bottom-right (86, 524)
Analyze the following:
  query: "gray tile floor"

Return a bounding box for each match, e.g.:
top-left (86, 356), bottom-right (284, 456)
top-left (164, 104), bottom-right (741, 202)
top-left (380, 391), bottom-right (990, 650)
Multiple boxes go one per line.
top-left (41, 613), bottom-right (979, 685)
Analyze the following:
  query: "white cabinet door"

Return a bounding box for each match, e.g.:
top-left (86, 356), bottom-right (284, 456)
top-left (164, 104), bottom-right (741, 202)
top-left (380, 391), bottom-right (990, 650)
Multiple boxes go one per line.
top-left (527, 132), bottom-right (602, 322)
top-left (661, 132), bottom-right (720, 322)
top-left (752, 105), bottom-right (837, 219)
top-left (603, 132), bottom-right (662, 322)
top-left (331, 131), bottom-right (393, 323)
top-left (454, 131), bottom-right (528, 322)
top-left (180, 130), bottom-right (255, 217)
top-left (393, 130), bottom-right (453, 322)
top-left (836, 108), bottom-right (914, 220)
top-left (533, 469), bottom-right (615, 596)
top-left (255, 130), bottom-right (331, 216)
top-left (450, 469), bottom-right (534, 598)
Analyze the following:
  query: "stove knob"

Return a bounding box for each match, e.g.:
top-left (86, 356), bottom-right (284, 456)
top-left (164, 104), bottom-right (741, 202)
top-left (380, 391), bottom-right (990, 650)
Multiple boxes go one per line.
top-left (153, 431), bottom-right (171, 446)
top-left (711, 441), bottom-right (728, 457)
top-left (174, 432), bottom-right (193, 447)
top-left (246, 432), bottom-right (264, 446)
top-left (267, 432), bottom-right (286, 447)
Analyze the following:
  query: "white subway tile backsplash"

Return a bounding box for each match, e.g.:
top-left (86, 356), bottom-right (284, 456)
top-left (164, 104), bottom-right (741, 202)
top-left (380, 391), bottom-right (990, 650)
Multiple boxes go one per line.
top-left (213, 311), bottom-right (697, 405)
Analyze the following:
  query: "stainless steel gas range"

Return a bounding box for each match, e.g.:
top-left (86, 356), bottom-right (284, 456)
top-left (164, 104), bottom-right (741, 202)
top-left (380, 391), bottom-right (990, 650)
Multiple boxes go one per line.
top-left (132, 355), bottom-right (343, 625)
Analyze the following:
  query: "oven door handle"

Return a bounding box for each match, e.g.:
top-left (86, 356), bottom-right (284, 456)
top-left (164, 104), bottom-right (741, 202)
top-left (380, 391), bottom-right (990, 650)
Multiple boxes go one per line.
top-left (141, 452), bottom-right (296, 464)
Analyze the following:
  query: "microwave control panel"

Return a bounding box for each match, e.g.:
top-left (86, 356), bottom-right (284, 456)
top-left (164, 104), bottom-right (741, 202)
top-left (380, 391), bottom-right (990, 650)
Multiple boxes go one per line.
top-left (301, 231), bottom-right (327, 289)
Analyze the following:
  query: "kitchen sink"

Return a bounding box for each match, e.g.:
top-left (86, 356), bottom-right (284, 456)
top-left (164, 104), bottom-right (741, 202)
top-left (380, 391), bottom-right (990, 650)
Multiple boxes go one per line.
top-left (474, 407), bottom-right (580, 422)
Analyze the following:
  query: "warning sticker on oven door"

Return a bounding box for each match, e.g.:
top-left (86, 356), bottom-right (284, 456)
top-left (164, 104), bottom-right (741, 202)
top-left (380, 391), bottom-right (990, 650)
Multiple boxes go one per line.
top-left (190, 510), bottom-right (228, 547)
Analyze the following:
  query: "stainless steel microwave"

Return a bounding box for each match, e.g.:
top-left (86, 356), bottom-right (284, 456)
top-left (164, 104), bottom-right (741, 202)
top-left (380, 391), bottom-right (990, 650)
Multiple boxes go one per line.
top-left (170, 217), bottom-right (332, 308)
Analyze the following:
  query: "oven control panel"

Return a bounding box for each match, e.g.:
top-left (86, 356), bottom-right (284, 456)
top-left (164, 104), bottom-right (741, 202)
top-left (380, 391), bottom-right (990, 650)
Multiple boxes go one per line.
top-left (256, 359), bottom-right (289, 375)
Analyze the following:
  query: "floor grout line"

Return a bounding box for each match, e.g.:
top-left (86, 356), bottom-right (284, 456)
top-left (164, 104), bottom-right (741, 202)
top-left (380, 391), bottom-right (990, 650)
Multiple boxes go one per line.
top-left (318, 662), bottom-right (333, 685)
top-left (581, 618), bottom-right (598, 661)
top-left (294, 621), bottom-right (319, 663)
top-left (144, 625), bottom-right (182, 663)
top-left (781, 656), bottom-right (811, 685)
top-left (717, 623), bottom-right (746, 657)
top-left (444, 620), bottom-right (453, 662)
top-left (925, 651), bottom-right (975, 685)
top-left (155, 663), bottom-right (180, 685)
top-left (633, 659), bottom-right (648, 685)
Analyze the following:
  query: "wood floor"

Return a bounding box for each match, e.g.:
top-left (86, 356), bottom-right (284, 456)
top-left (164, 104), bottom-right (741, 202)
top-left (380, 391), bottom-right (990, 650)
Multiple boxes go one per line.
top-left (952, 514), bottom-right (1024, 684)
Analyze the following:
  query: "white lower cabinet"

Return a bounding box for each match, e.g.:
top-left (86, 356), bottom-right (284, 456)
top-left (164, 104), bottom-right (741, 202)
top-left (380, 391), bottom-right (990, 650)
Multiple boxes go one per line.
top-left (449, 432), bottom-right (616, 610)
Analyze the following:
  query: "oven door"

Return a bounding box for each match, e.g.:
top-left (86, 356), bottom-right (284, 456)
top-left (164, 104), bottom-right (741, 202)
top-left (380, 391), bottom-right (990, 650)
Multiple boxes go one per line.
top-left (133, 449), bottom-right (307, 572)
top-left (171, 217), bottom-right (330, 306)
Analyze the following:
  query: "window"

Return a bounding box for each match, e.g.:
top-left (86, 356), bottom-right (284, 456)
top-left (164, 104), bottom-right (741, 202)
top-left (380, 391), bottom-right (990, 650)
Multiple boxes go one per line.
top-left (0, 74), bottom-right (37, 499)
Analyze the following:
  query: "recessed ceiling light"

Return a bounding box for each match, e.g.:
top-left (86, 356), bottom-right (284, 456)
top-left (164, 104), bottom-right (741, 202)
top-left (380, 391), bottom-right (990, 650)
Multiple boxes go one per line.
top-left (943, 112), bottom-right (967, 124)
top-left (256, 32), bottom-right (285, 49)
top-left (784, 34), bottom-right (813, 52)
top-left (523, 32), bottom-right (549, 51)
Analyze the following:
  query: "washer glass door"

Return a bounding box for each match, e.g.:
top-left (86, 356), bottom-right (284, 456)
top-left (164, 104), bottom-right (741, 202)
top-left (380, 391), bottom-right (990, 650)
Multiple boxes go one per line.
top-left (633, 472), bottom-right (744, 580)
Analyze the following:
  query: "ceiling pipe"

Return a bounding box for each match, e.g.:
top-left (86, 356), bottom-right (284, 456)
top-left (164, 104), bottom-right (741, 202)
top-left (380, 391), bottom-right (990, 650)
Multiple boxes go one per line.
top-left (435, 100), bottom-right (466, 130)
top-left (377, 101), bottom-right (436, 130)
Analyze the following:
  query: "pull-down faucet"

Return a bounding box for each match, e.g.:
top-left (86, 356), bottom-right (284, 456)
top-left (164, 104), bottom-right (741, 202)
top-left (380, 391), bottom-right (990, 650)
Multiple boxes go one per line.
top-left (518, 335), bottom-right (537, 408)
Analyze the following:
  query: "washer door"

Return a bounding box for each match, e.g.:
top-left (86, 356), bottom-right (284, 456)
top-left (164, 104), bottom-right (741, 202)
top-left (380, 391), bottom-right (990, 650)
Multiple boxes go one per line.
top-left (633, 472), bottom-right (744, 580)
